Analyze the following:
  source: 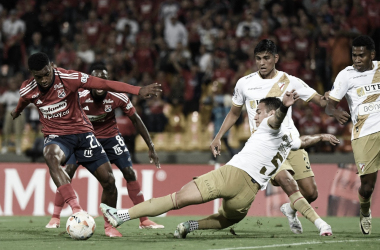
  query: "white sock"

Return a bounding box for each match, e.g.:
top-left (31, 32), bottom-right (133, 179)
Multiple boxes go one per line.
top-left (116, 209), bottom-right (131, 222)
top-left (286, 203), bottom-right (297, 216)
top-left (314, 218), bottom-right (325, 230)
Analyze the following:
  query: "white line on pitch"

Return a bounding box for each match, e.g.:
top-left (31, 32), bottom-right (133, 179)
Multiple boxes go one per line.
top-left (208, 239), bottom-right (380, 250)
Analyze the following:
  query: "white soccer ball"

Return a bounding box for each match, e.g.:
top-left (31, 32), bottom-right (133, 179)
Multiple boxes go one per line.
top-left (66, 211), bottom-right (96, 240)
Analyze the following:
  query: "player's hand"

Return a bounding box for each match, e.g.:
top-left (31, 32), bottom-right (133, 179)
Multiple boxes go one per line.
top-left (283, 89), bottom-right (299, 107)
top-left (139, 83), bottom-right (162, 99)
top-left (332, 109), bottom-right (350, 125)
top-left (323, 91), bottom-right (330, 100)
top-left (148, 145), bottom-right (160, 168)
top-left (10, 109), bottom-right (21, 120)
top-left (210, 138), bottom-right (222, 158)
top-left (320, 134), bottom-right (340, 146)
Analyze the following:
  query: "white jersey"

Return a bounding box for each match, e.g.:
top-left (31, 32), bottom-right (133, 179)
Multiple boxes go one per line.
top-left (232, 70), bottom-right (317, 137)
top-left (329, 61), bottom-right (380, 140)
top-left (227, 117), bottom-right (301, 190)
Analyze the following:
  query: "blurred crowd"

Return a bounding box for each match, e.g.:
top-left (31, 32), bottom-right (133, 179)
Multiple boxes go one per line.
top-left (1, 0), bottom-right (379, 156)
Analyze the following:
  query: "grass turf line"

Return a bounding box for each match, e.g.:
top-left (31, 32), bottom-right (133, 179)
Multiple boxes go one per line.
top-left (0, 216), bottom-right (379, 250)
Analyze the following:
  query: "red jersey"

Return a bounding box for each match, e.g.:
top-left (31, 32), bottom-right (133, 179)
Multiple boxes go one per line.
top-left (15, 68), bottom-right (140, 137)
top-left (78, 90), bottom-right (136, 138)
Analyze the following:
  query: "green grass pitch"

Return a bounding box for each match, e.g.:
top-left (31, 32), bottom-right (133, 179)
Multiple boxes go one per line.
top-left (0, 216), bottom-right (379, 250)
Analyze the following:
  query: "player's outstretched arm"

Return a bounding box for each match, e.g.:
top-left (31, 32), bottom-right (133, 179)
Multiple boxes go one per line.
top-left (268, 90), bottom-right (299, 129)
top-left (129, 112), bottom-right (160, 168)
top-left (325, 99), bottom-right (350, 125)
top-left (309, 91), bottom-right (330, 108)
top-left (210, 105), bottom-right (242, 158)
top-left (11, 98), bottom-right (30, 120)
top-left (299, 134), bottom-right (340, 149)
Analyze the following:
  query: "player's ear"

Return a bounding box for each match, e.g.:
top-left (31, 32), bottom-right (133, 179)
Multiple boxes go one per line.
top-left (371, 50), bottom-right (376, 60)
top-left (274, 53), bottom-right (279, 63)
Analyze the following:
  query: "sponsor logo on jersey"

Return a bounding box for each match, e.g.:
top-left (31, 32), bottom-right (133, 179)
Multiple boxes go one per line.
top-left (83, 106), bottom-right (89, 111)
top-left (103, 99), bottom-right (114, 104)
top-left (36, 99), bottom-right (42, 104)
top-left (358, 101), bottom-right (380, 115)
top-left (353, 75), bottom-right (367, 79)
top-left (245, 74), bottom-right (254, 79)
top-left (87, 113), bottom-right (107, 122)
top-left (54, 83), bottom-right (63, 89)
top-left (81, 73), bottom-right (89, 83)
top-left (84, 98), bottom-right (93, 103)
top-left (248, 87), bottom-right (262, 90)
top-left (113, 145), bottom-right (123, 155)
top-left (39, 100), bottom-right (67, 115)
top-left (57, 89), bottom-right (66, 98)
top-left (32, 93), bottom-right (39, 98)
top-left (105, 105), bottom-right (112, 112)
top-left (126, 102), bottom-right (133, 110)
top-left (84, 149), bottom-right (93, 157)
top-left (356, 84), bottom-right (380, 97)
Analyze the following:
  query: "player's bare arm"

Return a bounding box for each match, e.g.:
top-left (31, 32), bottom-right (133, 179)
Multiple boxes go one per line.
top-left (11, 109), bottom-right (21, 120)
top-left (268, 90), bottom-right (299, 129)
top-left (299, 134), bottom-right (340, 149)
top-left (210, 105), bottom-right (242, 158)
top-left (129, 112), bottom-right (160, 168)
top-left (325, 99), bottom-right (350, 125)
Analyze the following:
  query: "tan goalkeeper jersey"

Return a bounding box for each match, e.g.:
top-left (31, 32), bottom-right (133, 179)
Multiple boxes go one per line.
top-left (329, 61), bottom-right (380, 140)
top-left (232, 70), bottom-right (317, 137)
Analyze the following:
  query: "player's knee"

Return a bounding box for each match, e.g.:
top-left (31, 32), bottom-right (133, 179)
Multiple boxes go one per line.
top-left (122, 167), bottom-right (137, 182)
top-left (101, 174), bottom-right (117, 194)
top-left (304, 189), bottom-right (318, 203)
top-left (360, 183), bottom-right (374, 198)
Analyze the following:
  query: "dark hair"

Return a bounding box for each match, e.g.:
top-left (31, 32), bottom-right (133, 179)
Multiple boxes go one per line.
top-left (254, 39), bottom-right (277, 55)
top-left (352, 35), bottom-right (375, 51)
top-left (259, 97), bottom-right (282, 112)
top-left (28, 52), bottom-right (50, 71)
top-left (89, 63), bottom-right (108, 73)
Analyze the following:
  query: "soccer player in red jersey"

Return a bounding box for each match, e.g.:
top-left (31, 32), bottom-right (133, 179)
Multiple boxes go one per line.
top-left (45, 64), bottom-right (164, 235)
top-left (11, 52), bottom-right (161, 236)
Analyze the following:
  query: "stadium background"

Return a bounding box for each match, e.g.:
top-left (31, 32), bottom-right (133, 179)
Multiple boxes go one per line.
top-left (0, 0), bottom-right (380, 217)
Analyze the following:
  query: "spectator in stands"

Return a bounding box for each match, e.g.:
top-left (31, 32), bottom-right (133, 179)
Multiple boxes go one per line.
top-left (236, 10), bottom-right (262, 39)
top-left (0, 76), bottom-right (24, 155)
top-left (164, 14), bottom-right (188, 50)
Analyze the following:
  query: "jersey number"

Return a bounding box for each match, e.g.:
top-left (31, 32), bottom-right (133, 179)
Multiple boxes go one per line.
top-left (260, 152), bottom-right (284, 176)
top-left (86, 134), bottom-right (101, 148)
top-left (116, 135), bottom-right (125, 146)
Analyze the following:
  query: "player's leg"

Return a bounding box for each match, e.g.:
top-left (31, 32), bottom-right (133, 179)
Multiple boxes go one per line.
top-left (118, 164), bottom-right (164, 229)
top-left (100, 165), bottom-right (235, 227)
top-left (274, 170), bottom-right (332, 236)
top-left (174, 166), bottom-right (259, 238)
top-left (46, 154), bottom-right (79, 228)
top-left (352, 132), bottom-right (380, 235)
top-left (43, 137), bottom-right (82, 214)
top-left (105, 134), bottom-right (164, 229)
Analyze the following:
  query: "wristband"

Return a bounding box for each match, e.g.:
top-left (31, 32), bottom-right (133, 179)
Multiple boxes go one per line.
top-left (280, 103), bottom-right (289, 113)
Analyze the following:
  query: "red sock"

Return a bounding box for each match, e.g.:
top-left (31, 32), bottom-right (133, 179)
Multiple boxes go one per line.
top-left (52, 190), bottom-right (65, 219)
top-left (104, 215), bottom-right (111, 229)
top-left (127, 181), bottom-right (148, 222)
top-left (57, 183), bottom-right (82, 214)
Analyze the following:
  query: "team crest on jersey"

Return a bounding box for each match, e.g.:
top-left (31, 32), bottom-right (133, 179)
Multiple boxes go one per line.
top-left (84, 149), bottom-right (93, 157)
top-left (57, 89), bottom-right (66, 98)
top-left (105, 105), bottom-right (112, 112)
top-left (249, 100), bottom-right (259, 109)
top-left (359, 163), bottom-right (366, 172)
top-left (357, 87), bottom-right (365, 97)
top-left (278, 82), bottom-right (286, 91)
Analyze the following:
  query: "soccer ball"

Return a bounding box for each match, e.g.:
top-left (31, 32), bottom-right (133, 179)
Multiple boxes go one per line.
top-left (66, 211), bottom-right (96, 240)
